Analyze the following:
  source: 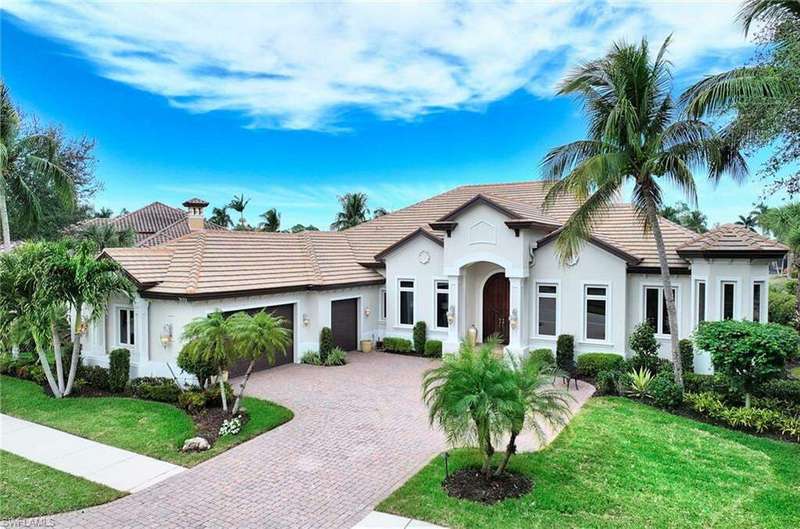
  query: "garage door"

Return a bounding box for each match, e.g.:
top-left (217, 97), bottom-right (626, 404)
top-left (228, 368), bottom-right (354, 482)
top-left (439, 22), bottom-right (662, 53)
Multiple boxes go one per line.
top-left (331, 298), bottom-right (358, 351)
top-left (227, 303), bottom-right (294, 377)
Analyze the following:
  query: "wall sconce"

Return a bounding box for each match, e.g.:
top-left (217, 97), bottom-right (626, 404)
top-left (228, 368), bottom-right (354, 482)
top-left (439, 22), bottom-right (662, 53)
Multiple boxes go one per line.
top-left (302, 313), bottom-right (311, 327)
top-left (447, 306), bottom-right (455, 325)
top-left (509, 308), bottom-right (518, 329)
top-left (159, 323), bottom-right (173, 347)
top-left (364, 306), bottom-right (371, 317)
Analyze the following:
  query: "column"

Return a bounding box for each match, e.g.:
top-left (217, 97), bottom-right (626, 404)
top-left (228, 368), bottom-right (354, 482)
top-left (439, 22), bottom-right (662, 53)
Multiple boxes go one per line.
top-left (507, 276), bottom-right (527, 357)
top-left (134, 296), bottom-right (150, 374)
top-left (444, 274), bottom-right (461, 354)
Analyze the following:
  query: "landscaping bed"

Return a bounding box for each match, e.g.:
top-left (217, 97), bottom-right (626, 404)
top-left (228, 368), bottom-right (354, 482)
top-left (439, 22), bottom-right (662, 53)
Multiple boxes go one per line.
top-left (0, 450), bottom-right (125, 519)
top-left (379, 398), bottom-right (800, 529)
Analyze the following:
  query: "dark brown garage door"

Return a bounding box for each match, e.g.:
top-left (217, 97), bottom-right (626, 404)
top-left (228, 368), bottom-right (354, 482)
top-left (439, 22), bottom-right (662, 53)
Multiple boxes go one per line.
top-left (331, 298), bottom-right (358, 351)
top-left (227, 303), bottom-right (294, 377)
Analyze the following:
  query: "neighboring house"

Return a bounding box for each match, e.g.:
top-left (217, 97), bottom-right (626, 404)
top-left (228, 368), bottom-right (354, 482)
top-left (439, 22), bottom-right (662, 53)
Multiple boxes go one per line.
top-left (83, 181), bottom-right (788, 380)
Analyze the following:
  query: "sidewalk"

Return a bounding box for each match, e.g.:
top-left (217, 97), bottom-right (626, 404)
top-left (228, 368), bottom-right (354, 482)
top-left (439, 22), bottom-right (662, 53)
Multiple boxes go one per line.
top-left (352, 512), bottom-right (447, 529)
top-left (0, 414), bottom-right (184, 492)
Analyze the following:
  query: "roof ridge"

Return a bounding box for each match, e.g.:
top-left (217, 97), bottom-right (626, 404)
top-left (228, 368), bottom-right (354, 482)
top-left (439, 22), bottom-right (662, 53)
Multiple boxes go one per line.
top-left (185, 233), bottom-right (207, 294)
top-left (137, 216), bottom-right (189, 247)
top-left (300, 231), bottom-right (324, 283)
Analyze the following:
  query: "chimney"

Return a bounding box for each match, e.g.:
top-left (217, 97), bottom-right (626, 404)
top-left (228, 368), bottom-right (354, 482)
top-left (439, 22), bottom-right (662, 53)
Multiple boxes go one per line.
top-left (183, 198), bottom-right (209, 231)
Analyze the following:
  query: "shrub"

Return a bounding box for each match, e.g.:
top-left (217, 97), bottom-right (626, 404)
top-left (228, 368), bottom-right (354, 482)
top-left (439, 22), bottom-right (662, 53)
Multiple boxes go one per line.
top-left (684, 392), bottom-right (800, 440)
top-left (177, 347), bottom-right (217, 389)
top-left (205, 381), bottom-right (234, 408)
top-left (576, 353), bottom-right (624, 378)
top-left (324, 347), bottom-right (347, 366)
top-left (79, 365), bottom-right (110, 390)
top-left (319, 327), bottom-right (334, 363)
top-left (130, 377), bottom-right (181, 403)
top-left (679, 338), bottom-right (694, 374)
top-left (178, 390), bottom-right (207, 413)
top-left (769, 283), bottom-right (796, 326)
top-left (758, 378), bottom-right (800, 402)
top-left (28, 364), bottom-right (45, 385)
top-left (0, 353), bottom-right (13, 375)
top-left (630, 321), bottom-right (659, 356)
top-left (624, 368), bottom-right (654, 399)
top-left (650, 373), bottom-right (684, 409)
top-left (556, 334), bottom-right (574, 371)
top-left (301, 351), bottom-right (322, 365)
top-left (424, 340), bottom-right (443, 358)
top-left (413, 321), bottom-right (427, 353)
top-left (219, 415), bottom-right (243, 437)
top-left (108, 348), bottom-right (130, 392)
top-left (384, 336), bottom-right (412, 353)
top-left (695, 320), bottom-right (800, 406)
top-left (595, 369), bottom-right (622, 396)
top-left (530, 348), bottom-right (555, 366)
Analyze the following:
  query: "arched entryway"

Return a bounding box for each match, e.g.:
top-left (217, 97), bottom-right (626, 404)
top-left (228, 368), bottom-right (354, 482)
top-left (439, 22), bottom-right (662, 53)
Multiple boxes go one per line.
top-left (482, 272), bottom-right (510, 344)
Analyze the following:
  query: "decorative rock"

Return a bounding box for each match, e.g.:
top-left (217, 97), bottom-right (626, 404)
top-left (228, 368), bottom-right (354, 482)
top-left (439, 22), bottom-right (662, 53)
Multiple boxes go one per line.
top-left (181, 436), bottom-right (210, 452)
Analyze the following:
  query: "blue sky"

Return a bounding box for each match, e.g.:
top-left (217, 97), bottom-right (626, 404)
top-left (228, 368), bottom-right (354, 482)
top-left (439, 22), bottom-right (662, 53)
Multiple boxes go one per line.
top-left (0, 1), bottom-right (786, 230)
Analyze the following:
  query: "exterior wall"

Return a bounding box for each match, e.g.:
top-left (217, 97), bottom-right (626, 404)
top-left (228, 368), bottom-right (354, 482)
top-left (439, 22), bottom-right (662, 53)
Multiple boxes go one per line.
top-left (625, 272), bottom-right (692, 356)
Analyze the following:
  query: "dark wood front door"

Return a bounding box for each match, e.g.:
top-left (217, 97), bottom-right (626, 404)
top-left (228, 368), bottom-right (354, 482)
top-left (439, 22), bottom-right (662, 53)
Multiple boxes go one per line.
top-left (331, 298), bottom-right (358, 351)
top-left (226, 304), bottom-right (294, 377)
top-left (482, 272), bottom-right (510, 344)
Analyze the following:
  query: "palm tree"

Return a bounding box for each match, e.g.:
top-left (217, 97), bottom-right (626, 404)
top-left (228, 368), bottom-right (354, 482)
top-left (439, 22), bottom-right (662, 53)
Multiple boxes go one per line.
top-left (208, 206), bottom-right (232, 228)
top-left (0, 83), bottom-right (74, 251)
top-left (758, 203), bottom-right (800, 329)
top-left (258, 208), bottom-right (281, 232)
top-left (542, 37), bottom-right (747, 388)
top-left (94, 207), bottom-right (113, 218)
top-left (228, 194), bottom-right (250, 229)
top-left (331, 192), bottom-right (370, 230)
top-left (682, 209), bottom-right (708, 233)
top-left (373, 207), bottom-right (388, 218)
top-left (228, 310), bottom-right (291, 414)
top-left (739, 0), bottom-right (800, 34)
top-left (181, 311), bottom-right (236, 412)
top-left (80, 224), bottom-right (135, 248)
top-left (289, 223), bottom-right (319, 233)
top-left (736, 213), bottom-right (758, 230)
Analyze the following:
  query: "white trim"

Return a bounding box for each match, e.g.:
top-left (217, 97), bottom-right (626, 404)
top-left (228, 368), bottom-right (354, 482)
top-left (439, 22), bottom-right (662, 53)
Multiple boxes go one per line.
top-left (719, 278), bottom-right (740, 320)
top-left (751, 278), bottom-right (768, 323)
top-left (111, 304), bottom-right (136, 349)
top-left (433, 278), bottom-right (450, 330)
top-left (445, 253), bottom-right (521, 278)
top-left (640, 283), bottom-right (680, 338)
top-left (533, 279), bottom-right (560, 339)
top-left (397, 277), bottom-right (416, 328)
top-left (579, 281), bottom-right (612, 345)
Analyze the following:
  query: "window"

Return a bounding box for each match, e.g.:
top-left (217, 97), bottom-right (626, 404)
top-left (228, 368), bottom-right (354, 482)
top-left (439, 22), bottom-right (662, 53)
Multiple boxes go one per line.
top-left (643, 286), bottom-right (676, 335)
top-left (721, 281), bottom-right (736, 320)
top-left (399, 279), bottom-right (414, 326)
top-left (536, 284), bottom-right (558, 336)
top-left (435, 280), bottom-right (449, 329)
top-left (379, 288), bottom-right (387, 321)
top-left (695, 281), bottom-right (706, 324)
top-left (118, 308), bottom-right (135, 346)
top-left (753, 282), bottom-right (764, 322)
top-left (584, 285), bottom-right (607, 341)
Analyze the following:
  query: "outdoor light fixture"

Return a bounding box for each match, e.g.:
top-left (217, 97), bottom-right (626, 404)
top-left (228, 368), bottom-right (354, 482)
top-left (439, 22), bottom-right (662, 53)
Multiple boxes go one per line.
top-left (364, 306), bottom-right (371, 317)
top-left (447, 306), bottom-right (455, 325)
top-left (509, 308), bottom-right (518, 329)
top-left (302, 313), bottom-right (311, 327)
top-left (159, 323), bottom-right (173, 347)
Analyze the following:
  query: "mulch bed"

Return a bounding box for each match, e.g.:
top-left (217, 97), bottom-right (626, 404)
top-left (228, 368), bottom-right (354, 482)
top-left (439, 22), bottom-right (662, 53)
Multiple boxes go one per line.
top-left (192, 408), bottom-right (249, 444)
top-left (443, 468), bottom-right (532, 504)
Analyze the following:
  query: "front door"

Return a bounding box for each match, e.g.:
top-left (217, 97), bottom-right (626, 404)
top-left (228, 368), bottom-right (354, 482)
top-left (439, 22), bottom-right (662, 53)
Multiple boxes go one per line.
top-left (482, 272), bottom-right (510, 344)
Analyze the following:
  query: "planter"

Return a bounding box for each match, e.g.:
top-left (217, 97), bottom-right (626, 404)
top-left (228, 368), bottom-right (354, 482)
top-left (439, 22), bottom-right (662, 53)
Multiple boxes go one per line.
top-left (360, 340), bottom-right (373, 353)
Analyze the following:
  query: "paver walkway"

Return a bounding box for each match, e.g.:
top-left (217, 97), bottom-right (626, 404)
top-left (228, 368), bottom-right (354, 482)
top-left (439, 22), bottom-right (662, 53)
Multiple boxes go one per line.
top-left (0, 414), bottom-right (184, 492)
top-left (2, 352), bottom-right (593, 529)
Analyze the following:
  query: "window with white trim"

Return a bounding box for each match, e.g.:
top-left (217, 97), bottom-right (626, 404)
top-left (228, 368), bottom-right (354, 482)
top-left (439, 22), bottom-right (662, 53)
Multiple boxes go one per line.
top-left (536, 284), bottom-right (558, 336)
top-left (379, 288), bottom-right (387, 321)
top-left (753, 281), bottom-right (764, 322)
top-left (721, 281), bottom-right (736, 320)
top-left (695, 280), bottom-right (706, 325)
top-left (398, 279), bottom-right (415, 326)
top-left (584, 285), bottom-right (607, 341)
top-left (435, 280), bottom-right (449, 329)
top-left (644, 286), bottom-right (676, 335)
top-left (118, 308), bottom-right (135, 346)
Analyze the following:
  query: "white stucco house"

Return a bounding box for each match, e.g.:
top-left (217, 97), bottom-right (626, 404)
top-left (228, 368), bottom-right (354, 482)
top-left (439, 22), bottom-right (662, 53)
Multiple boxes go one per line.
top-left (82, 182), bottom-right (788, 380)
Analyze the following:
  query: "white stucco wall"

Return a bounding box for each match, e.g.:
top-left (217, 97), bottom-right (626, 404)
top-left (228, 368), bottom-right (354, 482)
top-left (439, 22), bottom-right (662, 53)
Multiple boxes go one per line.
top-left (625, 272), bottom-right (692, 356)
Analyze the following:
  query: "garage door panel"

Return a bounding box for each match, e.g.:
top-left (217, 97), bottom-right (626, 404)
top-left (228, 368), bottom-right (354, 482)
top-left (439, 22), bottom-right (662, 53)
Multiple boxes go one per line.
top-left (331, 298), bottom-right (358, 352)
top-left (226, 303), bottom-right (294, 377)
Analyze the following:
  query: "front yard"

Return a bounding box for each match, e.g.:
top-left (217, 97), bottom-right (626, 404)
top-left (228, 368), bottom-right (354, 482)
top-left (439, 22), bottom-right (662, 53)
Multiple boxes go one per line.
top-left (379, 397), bottom-right (800, 529)
top-left (0, 375), bottom-right (293, 467)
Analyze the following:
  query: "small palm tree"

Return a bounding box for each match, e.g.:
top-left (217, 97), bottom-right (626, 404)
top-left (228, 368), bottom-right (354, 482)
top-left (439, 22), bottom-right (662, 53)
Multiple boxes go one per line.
top-left (228, 310), bottom-right (291, 414)
top-left (94, 207), bottom-right (113, 218)
top-left (80, 224), bottom-right (135, 249)
top-left (542, 37), bottom-right (747, 388)
top-left (258, 208), bottom-right (281, 232)
top-left (208, 206), bottom-right (232, 228)
top-left (682, 209), bottom-right (708, 233)
top-left (736, 213), bottom-right (758, 231)
top-left (228, 194), bottom-right (250, 229)
top-left (1, 83), bottom-right (74, 251)
top-left (331, 192), bottom-right (370, 230)
top-left (181, 311), bottom-right (236, 412)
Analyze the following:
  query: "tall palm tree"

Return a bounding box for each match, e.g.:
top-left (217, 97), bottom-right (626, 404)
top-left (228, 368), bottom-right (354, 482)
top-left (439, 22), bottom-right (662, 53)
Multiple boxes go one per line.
top-left (739, 0), bottom-right (800, 35)
top-left (542, 37), bottom-right (747, 388)
top-left (682, 209), bottom-right (708, 233)
top-left (736, 213), bottom-right (758, 230)
top-left (0, 83), bottom-right (74, 251)
top-left (208, 206), bottom-right (233, 228)
top-left (331, 192), bottom-right (370, 230)
top-left (228, 194), bottom-right (250, 229)
top-left (94, 207), bottom-right (113, 218)
top-left (181, 311), bottom-right (236, 412)
top-left (80, 224), bottom-right (135, 249)
top-left (258, 208), bottom-right (281, 232)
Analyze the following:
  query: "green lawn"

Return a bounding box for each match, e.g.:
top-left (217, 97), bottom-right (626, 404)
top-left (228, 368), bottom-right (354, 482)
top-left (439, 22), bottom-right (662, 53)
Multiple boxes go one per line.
top-left (379, 397), bottom-right (800, 529)
top-left (0, 450), bottom-right (125, 519)
top-left (0, 376), bottom-right (293, 466)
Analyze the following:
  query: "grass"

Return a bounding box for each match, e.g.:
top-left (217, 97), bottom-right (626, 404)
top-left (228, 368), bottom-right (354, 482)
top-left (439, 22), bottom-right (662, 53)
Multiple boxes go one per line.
top-left (0, 450), bottom-right (125, 519)
top-left (0, 375), bottom-right (293, 467)
top-left (378, 397), bottom-right (800, 529)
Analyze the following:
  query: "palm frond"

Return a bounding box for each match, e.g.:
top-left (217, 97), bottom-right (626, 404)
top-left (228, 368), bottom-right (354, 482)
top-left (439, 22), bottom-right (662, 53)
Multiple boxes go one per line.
top-left (680, 68), bottom-right (786, 118)
top-left (738, 0), bottom-right (800, 35)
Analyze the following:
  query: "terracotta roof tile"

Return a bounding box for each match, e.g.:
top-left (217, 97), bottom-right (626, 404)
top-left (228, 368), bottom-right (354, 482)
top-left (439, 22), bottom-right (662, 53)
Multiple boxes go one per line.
top-left (677, 224), bottom-right (789, 256)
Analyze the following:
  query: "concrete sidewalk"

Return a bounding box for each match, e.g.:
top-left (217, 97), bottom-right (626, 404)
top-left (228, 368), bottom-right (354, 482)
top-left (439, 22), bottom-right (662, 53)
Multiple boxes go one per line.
top-left (352, 512), bottom-right (446, 528)
top-left (0, 414), bottom-right (184, 492)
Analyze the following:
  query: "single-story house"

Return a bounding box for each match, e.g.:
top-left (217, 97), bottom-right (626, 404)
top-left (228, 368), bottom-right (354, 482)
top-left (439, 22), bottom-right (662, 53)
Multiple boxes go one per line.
top-left (82, 182), bottom-right (788, 379)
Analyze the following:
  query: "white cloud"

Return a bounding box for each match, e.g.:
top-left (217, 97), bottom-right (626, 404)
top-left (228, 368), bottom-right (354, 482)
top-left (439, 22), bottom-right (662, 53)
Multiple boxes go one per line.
top-left (4, 0), bottom-right (752, 131)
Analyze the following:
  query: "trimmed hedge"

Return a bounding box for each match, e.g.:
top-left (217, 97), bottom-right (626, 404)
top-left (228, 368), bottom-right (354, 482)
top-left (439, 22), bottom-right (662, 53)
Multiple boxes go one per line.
top-left (530, 348), bottom-right (555, 366)
top-left (319, 327), bottom-right (334, 363)
top-left (413, 321), bottom-right (427, 353)
top-left (424, 340), bottom-right (442, 357)
top-left (108, 348), bottom-right (130, 392)
top-left (384, 337), bottom-right (412, 353)
top-left (758, 378), bottom-right (800, 402)
top-left (556, 334), bottom-right (574, 371)
top-left (679, 338), bottom-right (694, 373)
top-left (130, 377), bottom-right (181, 403)
top-left (178, 390), bottom-right (207, 413)
top-left (650, 373), bottom-right (684, 409)
top-left (78, 365), bottom-right (110, 390)
top-left (576, 353), bottom-right (624, 378)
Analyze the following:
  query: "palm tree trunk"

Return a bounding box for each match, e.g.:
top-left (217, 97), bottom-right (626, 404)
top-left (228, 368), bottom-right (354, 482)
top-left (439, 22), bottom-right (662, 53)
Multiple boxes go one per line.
top-left (231, 359), bottom-right (255, 416)
top-left (495, 430), bottom-right (518, 476)
top-left (219, 375), bottom-right (228, 412)
top-left (64, 305), bottom-right (83, 396)
top-left (33, 333), bottom-right (62, 398)
top-left (0, 183), bottom-right (12, 252)
top-left (644, 196), bottom-right (683, 388)
top-left (50, 321), bottom-right (65, 394)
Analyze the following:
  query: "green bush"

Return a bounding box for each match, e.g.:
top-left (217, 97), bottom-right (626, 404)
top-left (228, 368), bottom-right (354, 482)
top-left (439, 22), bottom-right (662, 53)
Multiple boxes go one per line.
top-left (576, 353), bottom-right (624, 378)
top-left (319, 327), bottom-right (334, 363)
top-left (28, 364), bottom-right (45, 385)
top-left (629, 322), bottom-right (659, 357)
top-left (384, 336), bottom-right (412, 353)
top-left (684, 392), bottom-right (800, 441)
top-left (624, 367), bottom-right (655, 399)
top-left (325, 347), bottom-right (347, 366)
top-left (595, 369), bottom-right (622, 396)
top-left (205, 381), bottom-right (234, 408)
top-left (0, 353), bottom-right (13, 375)
top-left (556, 334), bottom-right (574, 371)
top-left (301, 351), bottom-right (322, 365)
top-left (769, 283), bottom-right (796, 326)
top-left (695, 320), bottom-right (800, 404)
top-left (78, 365), bottom-right (110, 390)
top-left (178, 390), bottom-right (207, 414)
top-left (530, 348), bottom-right (555, 366)
top-left (413, 321), bottom-right (427, 353)
top-left (650, 373), bottom-right (684, 409)
top-left (130, 377), bottom-right (181, 403)
top-left (679, 338), bottom-right (694, 373)
top-left (177, 347), bottom-right (217, 389)
top-left (424, 340), bottom-right (443, 358)
top-left (758, 378), bottom-right (800, 402)
top-left (108, 348), bottom-right (130, 392)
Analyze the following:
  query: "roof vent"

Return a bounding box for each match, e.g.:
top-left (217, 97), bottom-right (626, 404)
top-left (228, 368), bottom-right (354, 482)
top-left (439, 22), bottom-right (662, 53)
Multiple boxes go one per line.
top-left (183, 198), bottom-right (209, 231)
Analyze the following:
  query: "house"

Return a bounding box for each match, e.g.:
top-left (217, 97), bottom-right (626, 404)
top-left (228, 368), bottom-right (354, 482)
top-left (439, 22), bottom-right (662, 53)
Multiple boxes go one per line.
top-left (81, 181), bottom-right (788, 380)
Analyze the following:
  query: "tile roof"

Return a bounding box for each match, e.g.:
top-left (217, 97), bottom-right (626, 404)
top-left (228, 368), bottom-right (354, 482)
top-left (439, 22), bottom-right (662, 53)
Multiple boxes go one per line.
top-left (676, 224), bottom-right (789, 256)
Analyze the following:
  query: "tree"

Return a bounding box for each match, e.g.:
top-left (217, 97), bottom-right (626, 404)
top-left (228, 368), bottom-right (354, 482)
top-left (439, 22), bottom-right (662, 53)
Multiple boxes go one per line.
top-left (331, 192), bottom-right (369, 230)
top-left (258, 208), bottom-right (281, 232)
top-left (180, 311), bottom-right (235, 412)
top-left (659, 202), bottom-right (708, 233)
top-left (94, 207), bottom-right (113, 218)
top-left (541, 37), bottom-right (747, 389)
top-left (289, 223), bottom-right (318, 233)
top-left (227, 310), bottom-right (291, 415)
top-left (209, 206), bottom-right (232, 228)
top-left (79, 224), bottom-right (135, 249)
top-left (228, 194), bottom-right (251, 230)
top-left (373, 207), bottom-right (388, 218)
top-left (758, 202), bottom-right (800, 328)
top-left (736, 213), bottom-right (759, 230)
top-left (1, 83), bottom-right (75, 251)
